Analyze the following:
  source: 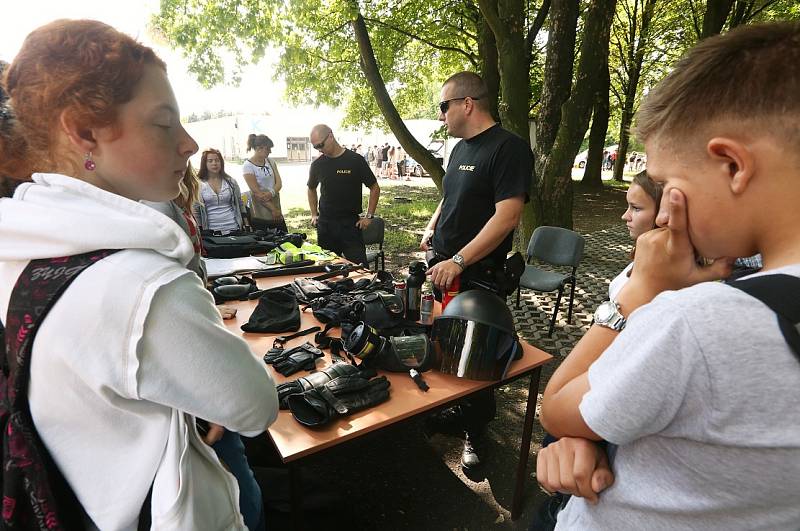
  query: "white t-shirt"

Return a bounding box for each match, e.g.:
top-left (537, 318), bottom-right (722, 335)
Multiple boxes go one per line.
top-left (608, 262), bottom-right (633, 300)
top-left (558, 265), bottom-right (800, 530)
top-left (242, 159), bottom-right (275, 194)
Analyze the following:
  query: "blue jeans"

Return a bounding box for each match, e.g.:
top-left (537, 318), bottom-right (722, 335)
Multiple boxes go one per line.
top-left (212, 431), bottom-right (265, 531)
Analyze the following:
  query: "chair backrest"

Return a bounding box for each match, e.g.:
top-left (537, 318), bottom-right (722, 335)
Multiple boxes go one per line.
top-left (527, 226), bottom-right (585, 267)
top-left (361, 216), bottom-right (385, 246)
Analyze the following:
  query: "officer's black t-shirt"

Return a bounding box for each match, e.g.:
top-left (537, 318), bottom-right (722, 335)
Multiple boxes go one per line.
top-left (308, 149), bottom-right (377, 218)
top-left (432, 124), bottom-right (532, 263)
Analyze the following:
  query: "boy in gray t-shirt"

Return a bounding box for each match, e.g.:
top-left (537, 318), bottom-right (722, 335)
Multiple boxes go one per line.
top-left (537, 22), bottom-right (800, 530)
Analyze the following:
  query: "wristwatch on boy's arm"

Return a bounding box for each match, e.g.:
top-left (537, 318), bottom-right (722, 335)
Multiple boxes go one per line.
top-left (593, 300), bottom-right (626, 331)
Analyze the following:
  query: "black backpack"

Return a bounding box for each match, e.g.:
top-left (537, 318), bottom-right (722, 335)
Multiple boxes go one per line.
top-left (729, 273), bottom-right (800, 360)
top-left (1, 250), bottom-right (121, 529)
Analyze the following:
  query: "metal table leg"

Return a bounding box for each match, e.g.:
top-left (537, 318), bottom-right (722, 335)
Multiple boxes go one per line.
top-left (511, 366), bottom-right (543, 520)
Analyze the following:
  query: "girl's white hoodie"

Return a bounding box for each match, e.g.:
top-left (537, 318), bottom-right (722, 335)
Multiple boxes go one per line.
top-left (0, 173), bottom-right (278, 530)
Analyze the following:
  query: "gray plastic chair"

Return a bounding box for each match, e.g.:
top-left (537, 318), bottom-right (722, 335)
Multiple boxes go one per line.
top-left (362, 216), bottom-right (386, 271)
top-left (517, 226), bottom-right (585, 336)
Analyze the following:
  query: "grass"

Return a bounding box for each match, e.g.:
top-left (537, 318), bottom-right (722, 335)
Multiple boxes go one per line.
top-left (602, 178), bottom-right (633, 191)
top-left (272, 160), bottom-right (628, 271)
top-left (262, 160), bottom-right (439, 271)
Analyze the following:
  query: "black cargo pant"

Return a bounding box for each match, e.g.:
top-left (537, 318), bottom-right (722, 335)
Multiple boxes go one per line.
top-left (317, 214), bottom-right (368, 267)
top-left (428, 253), bottom-right (498, 432)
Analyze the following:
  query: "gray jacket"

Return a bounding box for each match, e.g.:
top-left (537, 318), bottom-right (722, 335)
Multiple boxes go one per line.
top-left (193, 176), bottom-right (246, 231)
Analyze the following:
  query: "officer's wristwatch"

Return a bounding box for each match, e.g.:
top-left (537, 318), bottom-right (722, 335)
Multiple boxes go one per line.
top-left (452, 253), bottom-right (466, 270)
top-left (593, 300), bottom-right (626, 332)
top-left (364, 213), bottom-right (374, 219)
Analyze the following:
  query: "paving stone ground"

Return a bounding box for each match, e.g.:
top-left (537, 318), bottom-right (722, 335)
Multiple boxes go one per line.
top-left (255, 225), bottom-right (633, 531)
top-left (512, 225), bottom-right (632, 356)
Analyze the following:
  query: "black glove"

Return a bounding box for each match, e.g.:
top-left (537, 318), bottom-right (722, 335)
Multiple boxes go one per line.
top-left (286, 368), bottom-right (391, 427)
top-left (263, 346), bottom-right (287, 365)
top-left (276, 363), bottom-right (359, 409)
top-left (263, 342), bottom-right (324, 376)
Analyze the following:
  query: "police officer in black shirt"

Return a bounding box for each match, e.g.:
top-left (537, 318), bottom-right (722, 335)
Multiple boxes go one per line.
top-left (307, 124), bottom-right (380, 266)
top-left (422, 72), bottom-right (532, 469)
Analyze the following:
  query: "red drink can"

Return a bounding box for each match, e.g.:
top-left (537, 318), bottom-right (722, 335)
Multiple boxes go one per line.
top-left (441, 275), bottom-right (460, 311)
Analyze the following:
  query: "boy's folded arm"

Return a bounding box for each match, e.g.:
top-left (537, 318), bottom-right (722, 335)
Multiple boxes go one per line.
top-left (558, 295), bottom-right (701, 446)
top-left (541, 373), bottom-right (601, 439)
top-left (541, 325), bottom-right (619, 439)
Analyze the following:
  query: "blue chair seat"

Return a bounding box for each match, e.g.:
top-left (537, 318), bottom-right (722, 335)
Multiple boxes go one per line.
top-left (520, 266), bottom-right (569, 293)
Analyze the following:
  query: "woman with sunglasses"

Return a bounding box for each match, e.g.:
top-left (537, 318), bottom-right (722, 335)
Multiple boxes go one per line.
top-left (0, 20), bottom-right (277, 529)
top-left (243, 133), bottom-right (287, 232)
top-left (194, 148), bottom-right (246, 233)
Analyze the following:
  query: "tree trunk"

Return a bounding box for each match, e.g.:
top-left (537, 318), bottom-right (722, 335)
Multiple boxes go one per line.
top-left (540, 0), bottom-right (617, 228)
top-left (701, 0), bottom-right (735, 38)
top-left (351, 13), bottom-right (446, 189)
top-left (535, 0), bottom-right (580, 164)
top-left (478, 18), bottom-right (501, 122)
top-left (581, 58), bottom-right (609, 189)
top-left (527, 0), bottom-right (579, 237)
top-left (612, 117), bottom-right (632, 181)
top-left (479, 0), bottom-right (530, 138)
top-left (612, 0), bottom-right (657, 182)
top-left (479, 0), bottom-right (541, 242)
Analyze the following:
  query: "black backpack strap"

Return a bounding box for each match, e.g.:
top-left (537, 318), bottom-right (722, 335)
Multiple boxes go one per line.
top-left (2, 249), bottom-right (118, 529)
top-left (729, 273), bottom-right (800, 361)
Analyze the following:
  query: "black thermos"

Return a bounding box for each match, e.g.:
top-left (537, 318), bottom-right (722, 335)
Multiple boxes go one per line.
top-left (405, 261), bottom-right (427, 321)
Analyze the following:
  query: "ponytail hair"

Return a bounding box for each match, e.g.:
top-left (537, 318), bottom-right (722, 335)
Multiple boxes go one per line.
top-left (246, 133), bottom-right (273, 152)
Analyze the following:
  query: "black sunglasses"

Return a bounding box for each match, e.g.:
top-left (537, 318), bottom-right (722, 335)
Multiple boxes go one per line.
top-left (438, 97), bottom-right (481, 114)
top-left (312, 131), bottom-right (331, 150)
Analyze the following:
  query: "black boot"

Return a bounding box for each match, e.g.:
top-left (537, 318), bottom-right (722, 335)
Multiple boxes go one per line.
top-left (424, 405), bottom-right (466, 437)
top-left (461, 431), bottom-right (482, 469)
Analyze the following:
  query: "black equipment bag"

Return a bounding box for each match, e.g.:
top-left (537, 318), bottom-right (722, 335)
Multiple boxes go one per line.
top-left (201, 228), bottom-right (308, 259)
top-left (1, 250), bottom-right (119, 530)
top-left (308, 291), bottom-right (405, 330)
top-left (729, 273), bottom-right (800, 361)
top-left (202, 234), bottom-right (275, 258)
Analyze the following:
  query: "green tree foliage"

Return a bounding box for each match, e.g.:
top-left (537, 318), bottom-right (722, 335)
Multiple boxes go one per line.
top-left (155, 0), bottom-right (799, 237)
top-left (153, 0), bottom-right (475, 130)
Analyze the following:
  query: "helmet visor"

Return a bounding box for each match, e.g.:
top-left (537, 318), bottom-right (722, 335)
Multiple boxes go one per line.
top-left (431, 317), bottom-right (518, 381)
